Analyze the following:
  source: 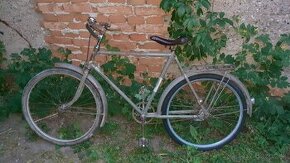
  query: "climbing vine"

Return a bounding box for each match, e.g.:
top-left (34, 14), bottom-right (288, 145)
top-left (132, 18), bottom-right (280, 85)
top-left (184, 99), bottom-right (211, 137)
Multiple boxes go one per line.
top-left (160, 0), bottom-right (290, 151)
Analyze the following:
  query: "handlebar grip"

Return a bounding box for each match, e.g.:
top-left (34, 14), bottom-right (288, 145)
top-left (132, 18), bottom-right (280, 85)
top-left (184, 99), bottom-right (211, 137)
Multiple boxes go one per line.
top-left (86, 23), bottom-right (99, 39)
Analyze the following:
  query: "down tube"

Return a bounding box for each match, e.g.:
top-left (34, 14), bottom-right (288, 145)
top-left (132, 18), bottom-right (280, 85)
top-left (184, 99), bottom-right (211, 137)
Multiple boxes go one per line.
top-left (91, 64), bottom-right (142, 114)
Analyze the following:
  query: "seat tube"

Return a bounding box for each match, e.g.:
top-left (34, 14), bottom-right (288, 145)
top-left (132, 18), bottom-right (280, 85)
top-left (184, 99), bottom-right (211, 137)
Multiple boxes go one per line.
top-left (144, 54), bottom-right (174, 113)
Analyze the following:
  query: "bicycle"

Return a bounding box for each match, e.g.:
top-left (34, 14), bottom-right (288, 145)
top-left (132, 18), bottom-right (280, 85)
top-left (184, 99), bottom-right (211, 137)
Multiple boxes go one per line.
top-left (22, 17), bottom-right (254, 151)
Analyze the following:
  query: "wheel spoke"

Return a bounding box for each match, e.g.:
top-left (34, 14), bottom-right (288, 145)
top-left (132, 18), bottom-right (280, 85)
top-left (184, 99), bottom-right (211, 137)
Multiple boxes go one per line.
top-left (34, 113), bottom-right (59, 123)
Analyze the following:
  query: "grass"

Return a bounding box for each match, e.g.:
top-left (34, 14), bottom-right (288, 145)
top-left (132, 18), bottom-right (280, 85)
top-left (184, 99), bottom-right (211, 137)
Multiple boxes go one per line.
top-left (52, 116), bottom-right (289, 162)
top-left (14, 114), bottom-right (290, 162)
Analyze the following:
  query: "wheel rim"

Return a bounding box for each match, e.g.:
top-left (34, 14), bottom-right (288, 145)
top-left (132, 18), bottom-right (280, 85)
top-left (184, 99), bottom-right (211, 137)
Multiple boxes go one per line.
top-left (165, 77), bottom-right (244, 149)
top-left (25, 71), bottom-right (101, 144)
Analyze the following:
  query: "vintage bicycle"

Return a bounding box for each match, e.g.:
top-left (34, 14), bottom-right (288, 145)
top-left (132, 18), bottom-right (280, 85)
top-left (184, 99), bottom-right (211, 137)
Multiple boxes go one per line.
top-left (22, 17), bottom-right (254, 151)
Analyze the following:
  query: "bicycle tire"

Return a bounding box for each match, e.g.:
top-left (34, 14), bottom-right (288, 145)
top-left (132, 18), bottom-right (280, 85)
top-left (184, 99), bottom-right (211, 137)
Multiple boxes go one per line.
top-left (161, 73), bottom-right (246, 151)
top-left (22, 68), bottom-right (103, 145)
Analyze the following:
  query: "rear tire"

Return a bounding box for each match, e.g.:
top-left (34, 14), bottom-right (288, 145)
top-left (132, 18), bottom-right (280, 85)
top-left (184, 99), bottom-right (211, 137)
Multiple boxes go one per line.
top-left (22, 68), bottom-right (103, 145)
top-left (161, 73), bottom-right (246, 151)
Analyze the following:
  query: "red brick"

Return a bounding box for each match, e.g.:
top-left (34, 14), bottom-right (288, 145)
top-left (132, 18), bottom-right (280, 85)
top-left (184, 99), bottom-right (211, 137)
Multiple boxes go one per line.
top-left (97, 6), bottom-right (132, 15)
top-left (38, 3), bottom-right (65, 13)
top-left (127, 16), bottom-right (144, 25)
top-left (79, 31), bottom-right (90, 38)
top-left (57, 14), bottom-right (88, 22)
top-left (45, 36), bottom-right (73, 45)
top-left (44, 35), bottom-right (54, 44)
top-left (36, 0), bottom-right (54, 2)
top-left (139, 42), bottom-right (167, 50)
top-left (138, 57), bottom-right (165, 65)
top-left (148, 64), bottom-right (163, 72)
top-left (73, 14), bottom-right (90, 22)
top-left (148, 72), bottom-right (160, 78)
top-left (113, 23), bottom-right (134, 32)
top-left (95, 55), bottom-right (108, 63)
top-left (89, 0), bottom-right (106, 2)
top-left (129, 34), bottom-right (147, 41)
top-left (109, 15), bottom-right (126, 23)
top-left (135, 7), bottom-right (165, 16)
top-left (38, 4), bottom-right (53, 13)
top-left (63, 32), bottom-right (79, 38)
top-left (128, 0), bottom-right (146, 5)
top-left (63, 3), bottom-right (92, 13)
top-left (73, 39), bottom-right (90, 46)
top-left (57, 14), bottom-right (75, 22)
top-left (43, 22), bottom-right (67, 30)
top-left (52, 0), bottom-right (70, 2)
top-left (108, 0), bottom-right (126, 3)
top-left (108, 40), bottom-right (136, 51)
top-left (146, 16), bottom-right (163, 24)
top-left (112, 34), bottom-right (129, 41)
top-left (136, 64), bottom-right (147, 72)
top-left (146, 0), bottom-right (161, 6)
top-left (72, 60), bottom-right (81, 66)
top-left (43, 14), bottom-right (58, 22)
top-left (136, 24), bottom-right (167, 34)
top-left (80, 46), bottom-right (94, 54)
top-left (75, 53), bottom-right (88, 61)
top-left (96, 15), bottom-right (109, 22)
top-left (68, 22), bottom-right (86, 29)
top-left (71, 0), bottom-right (89, 2)
top-left (56, 37), bottom-right (73, 45)
top-left (50, 30), bottom-right (63, 37)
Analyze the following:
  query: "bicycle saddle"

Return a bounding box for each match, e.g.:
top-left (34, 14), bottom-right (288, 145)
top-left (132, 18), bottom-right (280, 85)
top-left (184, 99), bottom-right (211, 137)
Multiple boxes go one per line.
top-left (150, 35), bottom-right (188, 46)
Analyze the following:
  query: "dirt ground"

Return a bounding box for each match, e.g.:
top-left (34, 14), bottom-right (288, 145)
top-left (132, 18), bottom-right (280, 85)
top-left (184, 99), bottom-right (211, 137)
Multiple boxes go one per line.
top-left (0, 114), bottom-right (177, 162)
top-left (0, 114), bottom-right (81, 162)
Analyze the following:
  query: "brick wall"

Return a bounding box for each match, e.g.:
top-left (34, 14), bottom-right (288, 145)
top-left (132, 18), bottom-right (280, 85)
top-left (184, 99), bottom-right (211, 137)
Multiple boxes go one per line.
top-left (36, 0), bottom-right (169, 77)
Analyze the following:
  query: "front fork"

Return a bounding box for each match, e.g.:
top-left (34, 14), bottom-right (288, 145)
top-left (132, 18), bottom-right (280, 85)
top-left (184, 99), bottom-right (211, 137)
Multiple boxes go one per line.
top-left (59, 68), bottom-right (90, 110)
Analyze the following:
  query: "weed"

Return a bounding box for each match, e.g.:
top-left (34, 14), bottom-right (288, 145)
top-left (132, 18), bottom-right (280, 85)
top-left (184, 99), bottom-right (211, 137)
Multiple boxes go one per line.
top-left (99, 120), bottom-right (119, 135)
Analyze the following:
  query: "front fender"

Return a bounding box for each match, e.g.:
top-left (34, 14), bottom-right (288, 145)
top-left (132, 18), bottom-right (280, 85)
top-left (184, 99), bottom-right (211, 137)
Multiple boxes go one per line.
top-left (54, 63), bottom-right (108, 127)
top-left (157, 71), bottom-right (253, 116)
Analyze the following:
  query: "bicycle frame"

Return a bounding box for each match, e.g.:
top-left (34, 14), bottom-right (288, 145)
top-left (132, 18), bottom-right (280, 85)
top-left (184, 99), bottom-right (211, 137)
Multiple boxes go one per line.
top-left (86, 50), bottom-right (203, 119)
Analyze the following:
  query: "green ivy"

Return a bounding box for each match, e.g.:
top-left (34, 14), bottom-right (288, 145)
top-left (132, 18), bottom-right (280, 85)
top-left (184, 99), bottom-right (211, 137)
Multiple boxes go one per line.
top-left (160, 0), bottom-right (290, 152)
top-left (0, 46), bottom-right (67, 120)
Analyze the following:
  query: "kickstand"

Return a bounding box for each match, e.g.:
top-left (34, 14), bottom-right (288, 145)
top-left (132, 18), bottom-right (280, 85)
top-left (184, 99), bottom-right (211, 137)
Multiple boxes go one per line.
top-left (138, 116), bottom-right (149, 148)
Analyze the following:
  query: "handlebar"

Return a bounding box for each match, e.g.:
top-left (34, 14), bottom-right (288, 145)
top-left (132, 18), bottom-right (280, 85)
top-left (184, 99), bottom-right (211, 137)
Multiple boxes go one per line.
top-left (86, 17), bottom-right (110, 39)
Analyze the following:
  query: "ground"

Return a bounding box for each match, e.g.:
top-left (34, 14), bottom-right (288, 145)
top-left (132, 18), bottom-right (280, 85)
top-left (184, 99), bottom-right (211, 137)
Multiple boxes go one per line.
top-left (1, 113), bottom-right (290, 162)
top-left (0, 114), bottom-right (177, 162)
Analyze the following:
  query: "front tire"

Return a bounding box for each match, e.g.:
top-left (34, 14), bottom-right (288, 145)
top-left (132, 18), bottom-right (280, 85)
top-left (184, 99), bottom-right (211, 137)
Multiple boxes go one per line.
top-left (22, 68), bottom-right (103, 145)
top-left (161, 73), bottom-right (246, 151)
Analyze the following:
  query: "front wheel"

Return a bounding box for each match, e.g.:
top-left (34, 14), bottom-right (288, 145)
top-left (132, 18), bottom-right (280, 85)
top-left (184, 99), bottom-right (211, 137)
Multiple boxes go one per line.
top-left (22, 68), bottom-right (103, 145)
top-left (161, 73), bottom-right (246, 151)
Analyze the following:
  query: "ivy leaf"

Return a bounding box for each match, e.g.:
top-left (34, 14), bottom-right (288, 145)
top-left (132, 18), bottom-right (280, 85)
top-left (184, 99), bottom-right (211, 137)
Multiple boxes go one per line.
top-left (196, 8), bottom-right (203, 16)
top-left (223, 18), bottom-right (233, 26)
top-left (199, 0), bottom-right (210, 9)
top-left (224, 55), bottom-right (235, 64)
top-left (160, 0), bottom-right (175, 12)
top-left (256, 34), bottom-right (271, 44)
top-left (183, 18), bottom-right (198, 30)
top-left (177, 5), bottom-right (186, 17)
top-left (219, 12), bottom-right (225, 18)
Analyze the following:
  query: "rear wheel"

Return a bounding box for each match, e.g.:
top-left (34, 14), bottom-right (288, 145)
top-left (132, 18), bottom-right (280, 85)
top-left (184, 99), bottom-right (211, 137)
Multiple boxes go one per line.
top-left (161, 73), bottom-right (246, 151)
top-left (22, 68), bottom-right (103, 145)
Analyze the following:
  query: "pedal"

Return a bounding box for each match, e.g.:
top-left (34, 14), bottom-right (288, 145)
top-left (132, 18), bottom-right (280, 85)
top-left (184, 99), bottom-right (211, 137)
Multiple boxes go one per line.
top-left (138, 137), bottom-right (150, 148)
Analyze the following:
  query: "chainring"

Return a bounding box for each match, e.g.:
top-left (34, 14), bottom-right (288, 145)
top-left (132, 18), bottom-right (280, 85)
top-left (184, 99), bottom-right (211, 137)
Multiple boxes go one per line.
top-left (132, 102), bottom-right (155, 124)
